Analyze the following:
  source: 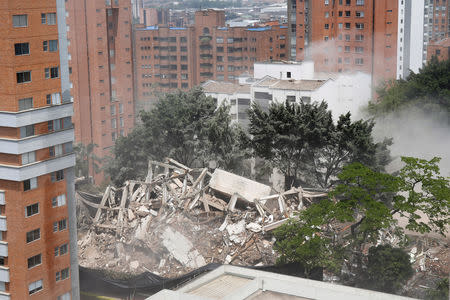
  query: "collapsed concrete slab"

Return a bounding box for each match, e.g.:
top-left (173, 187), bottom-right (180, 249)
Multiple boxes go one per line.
top-left (209, 168), bottom-right (272, 202)
top-left (162, 227), bottom-right (206, 269)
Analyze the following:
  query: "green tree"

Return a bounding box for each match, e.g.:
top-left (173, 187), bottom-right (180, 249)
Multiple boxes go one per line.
top-left (274, 157), bottom-right (450, 280)
top-left (365, 245), bottom-right (414, 293)
top-left (105, 87), bottom-right (246, 185)
top-left (247, 101), bottom-right (390, 189)
top-left (369, 57), bottom-right (450, 115)
top-left (247, 101), bottom-right (333, 188)
top-left (74, 143), bottom-right (101, 179)
top-left (426, 277), bottom-right (449, 300)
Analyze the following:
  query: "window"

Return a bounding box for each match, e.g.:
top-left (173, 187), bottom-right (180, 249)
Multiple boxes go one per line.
top-left (356, 11), bottom-right (364, 17)
top-left (356, 23), bottom-right (364, 29)
top-left (46, 13), bottom-right (57, 25)
top-left (20, 124), bottom-right (34, 138)
top-left (17, 71), bottom-right (31, 83)
top-left (52, 194), bottom-right (66, 207)
top-left (19, 97), bottom-right (33, 111)
top-left (345, 34), bottom-right (351, 41)
top-left (53, 219), bottom-right (67, 232)
top-left (355, 34), bottom-right (364, 41)
top-left (51, 170), bottom-right (64, 182)
top-left (344, 57), bottom-right (351, 64)
top-left (355, 58), bottom-right (364, 65)
top-left (120, 117), bottom-right (124, 128)
top-left (325, 0), bottom-right (329, 4)
top-left (356, 0), bottom-right (364, 4)
top-left (24, 177), bottom-right (37, 191)
top-left (28, 279), bottom-right (43, 295)
top-left (345, 11), bottom-right (351, 17)
top-left (111, 118), bottom-right (117, 129)
top-left (55, 244), bottom-right (68, 256)
top-left (325, 24), bottom-right (329, 29)
top-left (26, 203), bottom-right (39, 217)
top-left (287, 72), bottom-right (292, 78)
top-left (286, 95), bottom-right (296, 103)
top-left (111, 105), bottom-right (116, 116)
top-left (45, 67), bottom-right (59, 79)
top-left (56, 268), bottom-right (70, 281)
top-left (15, 43), bottom-right (29, 55)
top-left (13, 15), bottom-right (28, 27)
top-left (57, 292), bottom-right (70, 300)
top-left (22, 151), bottom-right (36, 165)
top-left (345, 22), bottom-right (351, 29)
top-left (27, 254), bottom-right (42, 269)
top-left (48, 40), bottom-right (58, 51)
top-left (216, 37), bottom-right (224, 43)
top-left (26, 229), bottom-right (40, 243)
top-left (46, 92), bottom-right (61, 105)
top-left (355, 46), bottom-right (364, 53)
top-left (112, 132), bottom-right (117, 142)
top-left (119, 103), bottom-right (123, 114)
top-left (345, 46), bottom-right (351, 52)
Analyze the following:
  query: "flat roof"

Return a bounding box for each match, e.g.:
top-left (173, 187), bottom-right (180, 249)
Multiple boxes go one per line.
top-left (253, 76), bottom-right (327, 91)
top-left (203, 81), bottom-right (251, 94)
top-left (147, 265), bottom-right (417, 300)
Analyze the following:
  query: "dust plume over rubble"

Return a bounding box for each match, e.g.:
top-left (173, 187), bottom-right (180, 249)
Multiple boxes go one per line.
top-left (372, 107), bottom-right (450, 177)
top-left (76, 159), bottom-right (327, 276)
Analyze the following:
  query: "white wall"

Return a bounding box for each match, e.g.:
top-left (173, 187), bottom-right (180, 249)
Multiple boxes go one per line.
top-left (254, 61), bottom-right (315, 80)
top-left (410, 0), bottom-right (425, 72)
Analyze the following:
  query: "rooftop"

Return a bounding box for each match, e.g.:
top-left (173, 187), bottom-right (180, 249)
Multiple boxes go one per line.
top-left (146, 265), bottom-right (417, 300)
top-left (253, 76), bottom-right (328, 91)
top-left (203, 81), bottom-right (251, 94)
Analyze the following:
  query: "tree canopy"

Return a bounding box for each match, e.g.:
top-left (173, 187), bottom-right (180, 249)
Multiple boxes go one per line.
top-left (106, 87), bottom-right (246, 185)
top-left (369, 57), bottom-right (450, 115)
top-left (247, 100), bottom-right (391, 189)
top-left (274, 156), bottom-right (450, 282)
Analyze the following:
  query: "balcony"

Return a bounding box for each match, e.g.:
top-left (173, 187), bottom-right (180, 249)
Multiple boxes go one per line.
top-left (0, 267), bottom-right (8, 283)
top-left (0, 242), bottom-right (7, 257)
top-left (0, 128), bottom-right (74, 155)
top-left (0, 292), bottom-right (10, 300)
top-left (0, 103), bottom-right (73, 128)
top-left (0, 217), bottom-right (5, 231)
top-left (0, 153), bottom-right (75, 181)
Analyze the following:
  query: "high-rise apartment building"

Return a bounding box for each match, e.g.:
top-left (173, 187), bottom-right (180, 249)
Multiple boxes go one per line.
top-left (67, 0), bottom-right (135, 183)
top-left (398, 0), bottom-right (449, 78)
top-left (0, 0), bottom-right (79, 299)
top-left (288, 0), bottom-right (399, 84)
top-left (134, 10), bottom-right (288, 109)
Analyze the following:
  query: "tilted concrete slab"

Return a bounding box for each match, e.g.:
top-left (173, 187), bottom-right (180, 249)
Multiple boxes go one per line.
top-left (209, 169), bottom-right (272, 202)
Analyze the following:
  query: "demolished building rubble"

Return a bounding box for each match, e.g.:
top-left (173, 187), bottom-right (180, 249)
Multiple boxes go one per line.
top-left (76, 158), bottom-right (328, 276)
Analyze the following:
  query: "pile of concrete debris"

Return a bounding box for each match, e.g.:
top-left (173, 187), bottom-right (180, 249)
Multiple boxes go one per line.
top-left (76, 159), bottom-right (327, 276)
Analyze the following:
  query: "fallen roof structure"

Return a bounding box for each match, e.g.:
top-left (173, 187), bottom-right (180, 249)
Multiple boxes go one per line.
top-left (77, 158), bottom-right (327, 276)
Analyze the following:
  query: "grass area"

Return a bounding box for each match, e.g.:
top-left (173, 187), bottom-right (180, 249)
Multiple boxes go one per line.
top-left (80, 291), bottom-right (121, 300)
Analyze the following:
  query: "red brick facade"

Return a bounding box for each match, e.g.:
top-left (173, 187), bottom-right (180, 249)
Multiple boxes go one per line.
top-left (134, 9), bottom-right (288, 108)
top-left (67, 0), bottom-right (135, 183)
top-left (0, 0), bottom-right (74, 298)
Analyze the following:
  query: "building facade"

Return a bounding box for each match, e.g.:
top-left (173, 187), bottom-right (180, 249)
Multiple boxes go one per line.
top-left (67, 0), bottom-right (135, 183)
top-left (398, 0), bottom-right (449, 78)
top-left (134, 9), bottom-right (288, 109)
top-left (0, 0), bottom-right (79, 299)
top-left (288, 0), bottom-right (399, 84)
top-left (427, 37), bottom-right (450, 61)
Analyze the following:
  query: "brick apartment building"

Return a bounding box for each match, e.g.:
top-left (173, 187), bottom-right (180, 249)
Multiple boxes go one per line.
top-left (288, 0), bottom-right (399, 85)
top-left (0, 0), bottom-right (79, 299)
top-left (66, 0), bottom-right (135, 183)
top-left (133, 10), bottom-right (288, 109)
top-left (427, 37), bottom-right (450, 61)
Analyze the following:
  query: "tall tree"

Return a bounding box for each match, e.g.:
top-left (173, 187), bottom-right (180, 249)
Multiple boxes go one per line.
top-left (247, 101), bottom-right (390, 189)
top-left (369, 57), bottom-right (450, 115)
top-left (247, 100), bottom-right (333, 188)
top-left (274, 157), bottom-right (450, 280)
top-left (105, 87), bottom-right (246, 185)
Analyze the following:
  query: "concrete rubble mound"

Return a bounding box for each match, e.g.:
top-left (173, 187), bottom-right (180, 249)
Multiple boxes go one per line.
top-left (76, 158), bottom-right (328, 276)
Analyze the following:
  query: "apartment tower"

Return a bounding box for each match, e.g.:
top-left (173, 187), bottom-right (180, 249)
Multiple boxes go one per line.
top-left (67, 0), bottom-right (135, 183)
top-left (134, 10), bottom-right (288, 109)
top-left (288, 0), bottom-right (399, 84)
top-left (0, 0), bottom-right (79, 299)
